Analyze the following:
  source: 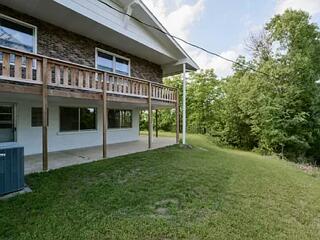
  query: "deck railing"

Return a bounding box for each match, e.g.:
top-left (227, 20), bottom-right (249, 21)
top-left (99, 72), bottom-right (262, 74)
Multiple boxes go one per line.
top-left (0, 46), bottom-right (177, 102)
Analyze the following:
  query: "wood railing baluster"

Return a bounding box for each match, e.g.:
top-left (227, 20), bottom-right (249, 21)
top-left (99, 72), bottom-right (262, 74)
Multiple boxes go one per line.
top-left (55, 65), bottom-right (61, 85)
top-left (84, 71), bottom-right (89, 88)
top-left (0, 47), bottom-right (177, 103)
top-left (36, 59), bottom-right (42, 82)
top-left (71, 68), bottom-right (76, 87)
top-left (2, 53), bottom-right (10, 77)
top-left (62, 67), bottom-right (68, 86)
top-left (78, 70), bottom-right (83, 88)
top-left (14, 55), bottom-right (22, 79)
top-left (47, 63), bottom-right (52, 84)
top-left (26, 57), bottom-right (33, 80)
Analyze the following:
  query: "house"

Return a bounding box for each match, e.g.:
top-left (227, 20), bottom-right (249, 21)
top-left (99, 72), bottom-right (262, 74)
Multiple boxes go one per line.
top-left (0, 0), bottom-right (198, 171)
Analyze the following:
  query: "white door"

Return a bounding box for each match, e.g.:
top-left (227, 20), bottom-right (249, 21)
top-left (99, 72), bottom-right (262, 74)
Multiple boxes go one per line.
top-left (0, 104), bottom-right (15, 143)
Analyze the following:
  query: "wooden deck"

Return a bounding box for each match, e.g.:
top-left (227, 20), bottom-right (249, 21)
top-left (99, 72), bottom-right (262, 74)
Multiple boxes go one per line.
top-left (0, 46), bottom-right (177, 105)
top-left (0, 46), bottom-right (180, 172)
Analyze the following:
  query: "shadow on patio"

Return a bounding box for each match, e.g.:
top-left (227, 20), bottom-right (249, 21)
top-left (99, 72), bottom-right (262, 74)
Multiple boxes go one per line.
top-left (25, 136), bottom-right (176, 174)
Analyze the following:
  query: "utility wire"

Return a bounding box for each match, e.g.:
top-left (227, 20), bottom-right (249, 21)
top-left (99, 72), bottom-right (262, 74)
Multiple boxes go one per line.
top-left (98, 0), bottom-right (273, 78)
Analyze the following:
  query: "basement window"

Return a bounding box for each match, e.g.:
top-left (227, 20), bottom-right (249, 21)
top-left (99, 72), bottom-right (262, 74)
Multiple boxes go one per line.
top-left (60, 107), bottom-right (97, 132)
top-left (108, 109), bottom-right (132, 129)
top-left (96, 48), bottom-right (130, 76)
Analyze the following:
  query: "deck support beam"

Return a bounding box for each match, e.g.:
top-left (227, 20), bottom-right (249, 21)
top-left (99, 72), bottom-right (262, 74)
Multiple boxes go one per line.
top-left (175, 92), bottom-right (180, 144)
top-left (102, 73), bottom-right (108, 158)
top-left (42, 58), bottom-right (48, 171)
top-left (182, 63), bottom-right (187, 145)
top-left (155, 109), bottom-right (158, 138)
top-left (148, 82), bottom-right (153, 149)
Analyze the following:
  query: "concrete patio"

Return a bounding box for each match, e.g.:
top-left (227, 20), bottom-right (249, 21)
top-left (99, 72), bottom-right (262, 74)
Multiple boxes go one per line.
top-left (25, 136), bottom-right (176, 174)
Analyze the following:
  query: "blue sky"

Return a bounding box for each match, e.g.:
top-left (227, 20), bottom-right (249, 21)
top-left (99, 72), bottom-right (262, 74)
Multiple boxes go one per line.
top-left (144, 0), bottom-right (320, 77)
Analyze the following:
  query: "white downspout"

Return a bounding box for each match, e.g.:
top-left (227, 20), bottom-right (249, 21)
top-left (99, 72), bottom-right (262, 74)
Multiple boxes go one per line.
top-left (182, 63), bottom-right (187, 145)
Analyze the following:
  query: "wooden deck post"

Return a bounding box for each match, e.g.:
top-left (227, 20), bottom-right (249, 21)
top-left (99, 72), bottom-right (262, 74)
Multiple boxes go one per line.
top-left (155, 109), bottom-right (158, 138)
top-left (42, 58), bottom-right (48, 171)
top-left (182, 63), bottom-right (187, 145)
top-left (103, 73), bottom-right (108, 158)
top-left (175, 92), bottom-right (180, 144)
top-left (148, 82), bottom-right (152, 149)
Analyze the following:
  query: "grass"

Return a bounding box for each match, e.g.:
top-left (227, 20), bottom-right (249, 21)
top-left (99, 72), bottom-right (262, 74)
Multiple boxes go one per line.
top-left (1, 134), bottom-right (320, 239)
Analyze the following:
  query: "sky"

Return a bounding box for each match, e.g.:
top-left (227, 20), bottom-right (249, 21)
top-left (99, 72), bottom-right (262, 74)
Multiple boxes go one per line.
top-left (143, 0), bottom-right (320, 78)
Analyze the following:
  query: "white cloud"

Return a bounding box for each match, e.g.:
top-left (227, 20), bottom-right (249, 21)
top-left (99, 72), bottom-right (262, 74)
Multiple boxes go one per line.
top-left (188, 44), bottom-right (245, 78)
top-left (142, 0), bottom-right (245, 78)
top-left (143, 0), bottom-right (320, 78)
top-left (143, 0), bottom-right (205, 39)
top-left (275, 0), bottom-right (320, 16)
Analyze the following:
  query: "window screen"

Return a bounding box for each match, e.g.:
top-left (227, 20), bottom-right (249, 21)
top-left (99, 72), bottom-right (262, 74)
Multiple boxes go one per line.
top-left (60, 107), bottom-right (79, 132)
top-left (80, 108), bottom-right (96, 130)
top-left (97, 51), bottom-right (113, 72)
top-left (115, 57), bottom-right (129, 76)
top-left (60, 107), bottom-right (97, 132)
top-left (96, 50), bottom-right (130, 76)
top-left (108, 109), bottom-right (132, 129)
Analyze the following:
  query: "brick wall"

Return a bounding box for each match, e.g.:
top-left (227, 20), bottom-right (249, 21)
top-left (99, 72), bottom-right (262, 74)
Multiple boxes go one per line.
top-left (0, 5), bottom-right (163, 83)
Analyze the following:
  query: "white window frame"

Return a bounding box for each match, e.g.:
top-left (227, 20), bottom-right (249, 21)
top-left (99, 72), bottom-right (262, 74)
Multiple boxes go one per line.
top-left (95, 47), bottom-right (131, 77)
top-left (108, 109), bottom-right (133, 129)
top-left (0, 13), bottom-right (38, 54)
top-left (59, 106), bottom-right (98, 133)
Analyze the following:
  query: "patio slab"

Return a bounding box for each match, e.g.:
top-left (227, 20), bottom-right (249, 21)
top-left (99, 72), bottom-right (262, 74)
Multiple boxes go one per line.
top-left (24, 136), bottom-right (176, 174)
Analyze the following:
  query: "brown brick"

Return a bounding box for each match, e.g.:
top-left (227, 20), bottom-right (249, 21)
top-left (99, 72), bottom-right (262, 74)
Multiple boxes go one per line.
top-left (0, 4), bottom-right (163, 83)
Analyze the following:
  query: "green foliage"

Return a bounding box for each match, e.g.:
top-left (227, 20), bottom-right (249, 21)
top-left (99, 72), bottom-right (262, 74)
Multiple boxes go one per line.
top-left (154, 10), bottom-right (320, 163)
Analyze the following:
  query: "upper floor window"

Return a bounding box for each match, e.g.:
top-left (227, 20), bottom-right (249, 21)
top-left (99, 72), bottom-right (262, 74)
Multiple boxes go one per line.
top-left (0, 14), bottom-right (36, 53)
top-left (96, 48), bottom-right (130, 76)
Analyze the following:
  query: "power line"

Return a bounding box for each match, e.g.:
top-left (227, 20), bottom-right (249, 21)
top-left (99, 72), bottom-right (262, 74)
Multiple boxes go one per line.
top-left (98, 0), bottom-right (273, 78)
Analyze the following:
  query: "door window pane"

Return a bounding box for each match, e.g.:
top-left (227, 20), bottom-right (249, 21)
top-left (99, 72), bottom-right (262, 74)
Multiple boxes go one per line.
top-left (0, 106), bottom-right (12, 113)
top-left (60, 107), bottom-right (79, 132)
top-left (115, 57), bottom-right (129, 76)
top-left (0, 17), bottom-right (34, 52)
top-left (0, 105), bottom-right (14, 142)
top-left (0, 113), bottom-right (12, 122)
top-left (80, 108), bottom-right (96, 130)
top-left (97, 51), bottom-right (113, 72)
top-left (0, 106), bottom-right (13, 128)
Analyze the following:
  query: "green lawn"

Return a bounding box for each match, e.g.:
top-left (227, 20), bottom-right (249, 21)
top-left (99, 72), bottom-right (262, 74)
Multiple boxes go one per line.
top-left (1, 135), bottom-right (320, 239)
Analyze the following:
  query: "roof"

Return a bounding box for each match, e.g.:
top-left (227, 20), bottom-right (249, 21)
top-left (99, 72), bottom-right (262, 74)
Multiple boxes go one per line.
top-left (1, 0), bottom-right (199, 76)
top-left (124, 0), bottom-right (199, 74)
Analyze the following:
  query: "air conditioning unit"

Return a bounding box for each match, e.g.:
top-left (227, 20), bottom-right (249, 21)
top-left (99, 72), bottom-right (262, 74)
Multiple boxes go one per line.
top-left (0, 143), bottom-right (24, 196)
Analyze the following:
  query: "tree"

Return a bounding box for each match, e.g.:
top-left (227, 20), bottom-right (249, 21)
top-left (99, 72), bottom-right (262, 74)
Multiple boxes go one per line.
top-left (140, 10), bottom-right (320, 164)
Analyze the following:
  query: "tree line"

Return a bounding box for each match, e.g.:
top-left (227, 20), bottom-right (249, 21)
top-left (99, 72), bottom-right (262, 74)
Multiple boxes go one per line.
top-left (142, 10), bottom-right (320, 164)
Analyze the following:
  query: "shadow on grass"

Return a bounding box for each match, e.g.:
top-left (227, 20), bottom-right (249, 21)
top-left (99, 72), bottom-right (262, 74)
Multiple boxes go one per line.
top-left (0, 144), bottom-right (232, 239)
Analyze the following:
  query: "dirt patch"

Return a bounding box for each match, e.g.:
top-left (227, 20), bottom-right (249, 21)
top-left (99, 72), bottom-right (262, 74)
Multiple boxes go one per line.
top-left (155, 207), bottom-right (169, 215)
top-left (150, 198), bottom-right (180, 218)
top-left (197, 147), bottom-right (209, 152)
top-left (297, 164), bottom-right (320, 178)
top-left (155, 199), bottom-right (179, 206)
